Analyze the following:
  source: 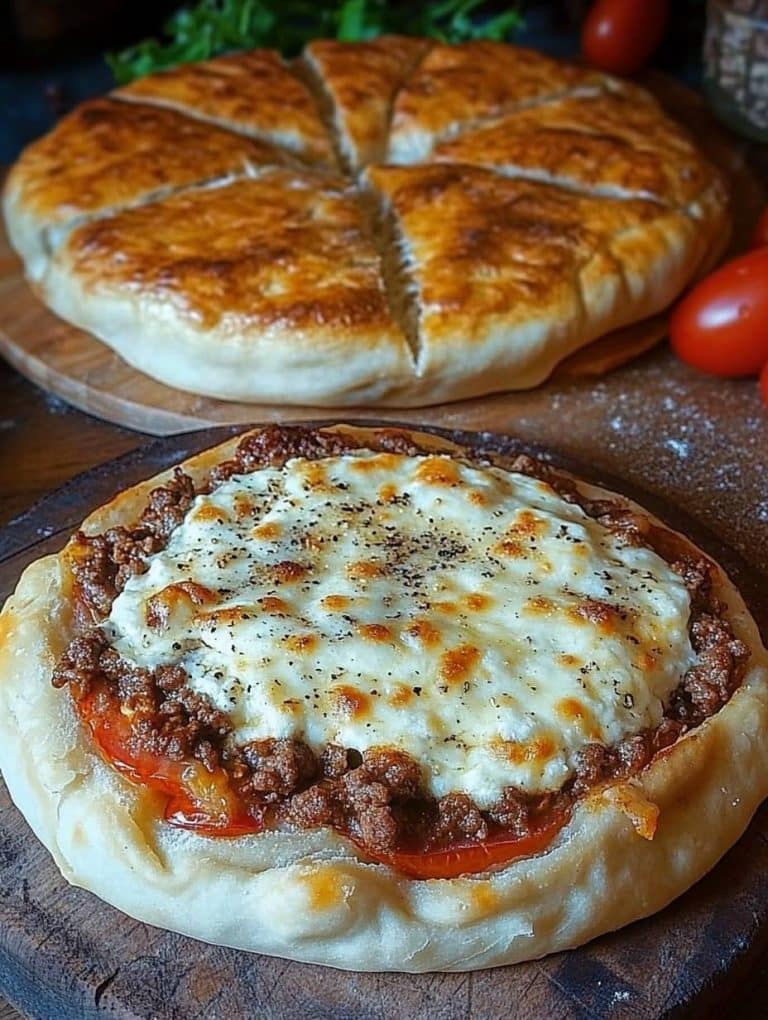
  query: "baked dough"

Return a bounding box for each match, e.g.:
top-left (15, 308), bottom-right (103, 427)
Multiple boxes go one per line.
top-left (303, 36), bottom-right (430, 169)
top-left (114, 49), bottom-right (335, 166)
top-left (0, 424), bottom-right (766, 972)
top-left (40, 172), bottom-right (414, 405)
top-left (3, 98), bottom-right (298, 282)
top-left (430, 88), bottom-right (722, 209)
top-left (365, 164), bottom-right (715, 401)
top-left (3, 39), bottom-right (730, 405)
top-left (386, 41), bottom-right (613, 162)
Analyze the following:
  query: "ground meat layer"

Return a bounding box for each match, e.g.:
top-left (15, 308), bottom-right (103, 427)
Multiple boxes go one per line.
top-left (53, 426), bottom-right (751, 856)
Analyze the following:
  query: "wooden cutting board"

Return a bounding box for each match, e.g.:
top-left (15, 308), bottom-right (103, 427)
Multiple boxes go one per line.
top-left (0, 74), bottom-right (764, 437)
top-left (1, 423), bottom-right (767, 1020)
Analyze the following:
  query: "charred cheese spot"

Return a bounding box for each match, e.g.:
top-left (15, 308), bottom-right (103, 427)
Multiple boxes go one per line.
top-left (347, 560), bottom-right (381, 581)
top-left (495, 536), bottom-right (525, 558)
top-left (233, 494), bottom-right (255, 520)
top-left (513, 509), bottom-right (546, 538)
top-left (252, 521), bottom-right (282, 541)
top-left (557, 653), bottom-right (581, 668)
top-left (378, 482), bottom-right (397, 503)
top-left (467, 489), bottom-right (487, 506)
top-left (433, 601), bottom-right (458, 615)
top-left (389, 684), bottom-right (415, 707)
top-left (147, 581), bottom-right (217, 629)
top-left (331, 685), bottom-right (370, 719)
top-left (271, 560), bottom-right (307, 584)
top-left (300, 462), bottom-right (328, 490)
top-left (407, 619), bottom-right (442, 647)
top-left (259, 595), bottom-right (289, 614)
top-left (301, 533), bottom-right (324, 552)
top-left (357, 623), bottom-right (392, 643)
top-left (464, 592), bottom-right (490, 612)
top-left (284, 633), bottom-right (317, 654)
top-left (351, 452), bottom-right (398, 472)
top-left (196, 605), bottom-right (260, 627)
top-left (440, 644), bottom-right (480, 686)
top-left (321, 594), bottom-right (351, 612)
top-left (494, 736), bottom-right (556, 765)
top-left (190, 503), bottom-right (230, 525)
top-left (415, 456), bottom-right (460, 486)
top-left (524, 595), bottom-right (555, 615)
top-left (556, 698), bottom-right (601, 740)
top-left (568, 599), bottom-right (627, 634)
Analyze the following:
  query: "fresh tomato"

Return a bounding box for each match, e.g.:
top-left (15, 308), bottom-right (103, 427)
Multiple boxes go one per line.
top-left (669, 248), bottom-right (768, 377)
top-left (369, 815), bottom-right (567, 880)
top-left (581, 0), bottom-right (669, 75)
top-left (751, 208), bottom-right (768, 248)
top-left (78, 682), bottom-right (262, 837)
top-left (760, 362), bottom-right (768, 406)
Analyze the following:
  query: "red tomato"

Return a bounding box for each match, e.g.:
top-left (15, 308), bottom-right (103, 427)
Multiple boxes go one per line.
top-left (760, 362), bottom-right (768, 406)
top-left (370, 815), bottom-right (567, 880)
top-left (581, 0), bottom-right (669, 75)
top-left (751, 208), bottom-right (768, 248)
top-left (669, 248), bottom-right (768, 377)
top-left (78, 682), bottom-right (262, 837)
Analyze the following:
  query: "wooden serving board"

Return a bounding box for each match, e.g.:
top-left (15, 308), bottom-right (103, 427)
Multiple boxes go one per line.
top-left (0, 74), bottom-right (765, 437)
top-left (1, 423), bottom-right (768, 1020)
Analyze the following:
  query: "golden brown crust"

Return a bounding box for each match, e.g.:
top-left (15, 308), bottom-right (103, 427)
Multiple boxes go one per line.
top-left (303, 36), bottom-right (430, 169)
top-left (115, 50), bottom-right (335, 166)
top-left (366, 164), bottom-right (706, 400)
top-left (39, 176), bottom-right (414, 404)
top-left (2, 98), bottom-right (297, 280)
top-left (2, 41), bottom-right (732, 405)
top-left (0, 425), bottom-right (766, 973)
top-left (431, 89), bottom-right (724, 209)
top-left (52, 171), bottom-right (397, 334)
top-left (388, 42), bottom-right (611, 162)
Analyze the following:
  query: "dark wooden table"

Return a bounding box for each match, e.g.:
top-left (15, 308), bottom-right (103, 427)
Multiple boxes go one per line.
top-left (0, 361), bottom-right (141, 1020)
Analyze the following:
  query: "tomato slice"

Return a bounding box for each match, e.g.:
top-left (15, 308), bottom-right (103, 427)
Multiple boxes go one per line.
top-left (76, 683), bottom-right (565, 870)
top-left (368, 815), bottom-right (567, 880)
top-left (77, 683), bottom-right (263, 837)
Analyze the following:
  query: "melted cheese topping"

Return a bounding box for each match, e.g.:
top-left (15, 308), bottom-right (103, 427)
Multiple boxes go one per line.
top-left (107, 452), bottom-right (694, 806)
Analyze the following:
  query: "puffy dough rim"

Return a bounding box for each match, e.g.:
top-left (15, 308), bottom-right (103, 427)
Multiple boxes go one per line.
top-left (31, 181), bottom-right (728, 408)
top-left (0, 425), bottom-right (766, 972)
top-left (34, 260), bottom-right (417, 408)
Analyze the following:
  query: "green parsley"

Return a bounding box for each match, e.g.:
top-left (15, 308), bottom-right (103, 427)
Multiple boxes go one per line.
top-left (107, 0), bottom-right (525, 84)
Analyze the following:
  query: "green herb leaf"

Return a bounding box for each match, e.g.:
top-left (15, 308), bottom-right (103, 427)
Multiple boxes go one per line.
top-left (107, 0), bottom-right (525, 84)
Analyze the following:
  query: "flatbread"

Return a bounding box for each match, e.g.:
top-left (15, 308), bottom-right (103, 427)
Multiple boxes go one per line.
top-left (365, 164), bottom-right (712, 402)
top-left (40, 173), bottom-right (414, 404)
top-left (0, 424), bottom-right (766, 972)
top-left (114, 49), bottom-right (336, 166)
top-left (387, 41), bottom-right (613, 162)
top-left (3, 98), bottom-right (297, 281)
top-left (303, 36), bottom-right (430, 169)
top-left (3, 38), bottom-right (731, 405)
top-left (431, 89), bottom-right (723, 208)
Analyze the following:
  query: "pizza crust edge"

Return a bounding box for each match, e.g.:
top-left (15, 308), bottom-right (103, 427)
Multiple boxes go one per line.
top-left (1, 424), bottom-right (766, 972)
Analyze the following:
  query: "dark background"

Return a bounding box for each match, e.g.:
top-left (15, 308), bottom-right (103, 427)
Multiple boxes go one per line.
top-left (0, 0), bottom-right (708, 163)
